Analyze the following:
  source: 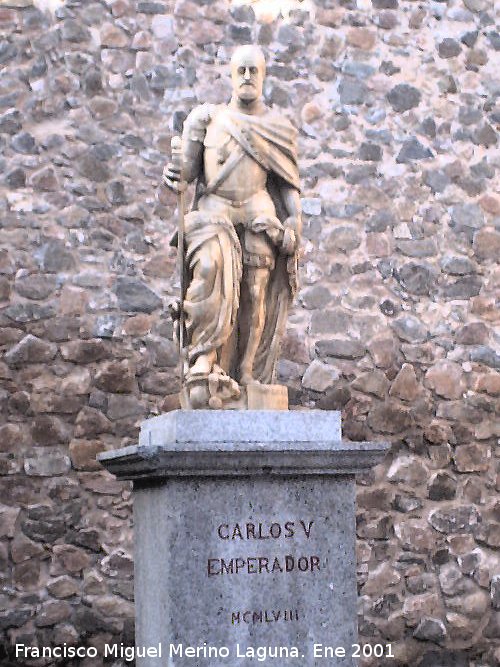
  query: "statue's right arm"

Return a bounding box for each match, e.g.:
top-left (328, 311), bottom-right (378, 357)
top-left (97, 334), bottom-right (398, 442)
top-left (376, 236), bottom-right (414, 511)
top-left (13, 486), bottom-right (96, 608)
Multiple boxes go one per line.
top-left (163, 104), bottom-right (214, 190)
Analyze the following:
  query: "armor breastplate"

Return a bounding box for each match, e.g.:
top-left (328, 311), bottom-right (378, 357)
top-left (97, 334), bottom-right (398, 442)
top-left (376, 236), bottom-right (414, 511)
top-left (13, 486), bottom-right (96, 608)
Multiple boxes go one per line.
top-left (203, 109), bottom-right (267, 200)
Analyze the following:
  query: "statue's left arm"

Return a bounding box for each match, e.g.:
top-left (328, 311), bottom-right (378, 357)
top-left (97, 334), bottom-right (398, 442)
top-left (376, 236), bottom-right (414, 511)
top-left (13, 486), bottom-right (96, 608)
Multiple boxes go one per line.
top-left (280, 185), bottom-right (302, 255)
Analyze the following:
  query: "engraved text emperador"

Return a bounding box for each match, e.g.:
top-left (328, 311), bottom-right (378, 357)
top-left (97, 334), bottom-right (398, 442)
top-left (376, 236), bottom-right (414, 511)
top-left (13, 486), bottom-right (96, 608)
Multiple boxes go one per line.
top-left (207, 519), bottom-right (321, 577)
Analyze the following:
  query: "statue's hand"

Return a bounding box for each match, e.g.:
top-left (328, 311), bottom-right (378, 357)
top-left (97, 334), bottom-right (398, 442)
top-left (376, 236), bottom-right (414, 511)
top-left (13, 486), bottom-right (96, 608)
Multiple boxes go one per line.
top-left (283, 216), bottom-right (300, 234)
top-left (281, 228), bottom-right (296, 255)
top-left (281, 217), bottom-right (300, 255)
top-left (162, 162), bottom-right (183, 192)
top-left (168, 300), bottom-right (181, 322)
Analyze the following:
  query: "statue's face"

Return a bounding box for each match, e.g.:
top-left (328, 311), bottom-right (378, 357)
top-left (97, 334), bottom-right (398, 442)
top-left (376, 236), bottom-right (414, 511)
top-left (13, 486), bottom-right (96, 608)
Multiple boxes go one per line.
top-left (231, 47), bottom-right (265, 103)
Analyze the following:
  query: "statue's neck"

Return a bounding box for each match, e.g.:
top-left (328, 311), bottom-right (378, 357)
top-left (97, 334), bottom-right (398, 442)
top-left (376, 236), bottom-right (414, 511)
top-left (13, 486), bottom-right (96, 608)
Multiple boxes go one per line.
top-left (230, 96), bottom-right (266, 115)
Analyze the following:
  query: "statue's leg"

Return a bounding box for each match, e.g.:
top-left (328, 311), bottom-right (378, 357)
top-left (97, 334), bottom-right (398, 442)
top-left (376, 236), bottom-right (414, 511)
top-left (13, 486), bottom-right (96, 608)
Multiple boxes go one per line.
top-left (185, 235), bottom-right (219, 377)
top-left (239, 265), bottom-right (270, 385)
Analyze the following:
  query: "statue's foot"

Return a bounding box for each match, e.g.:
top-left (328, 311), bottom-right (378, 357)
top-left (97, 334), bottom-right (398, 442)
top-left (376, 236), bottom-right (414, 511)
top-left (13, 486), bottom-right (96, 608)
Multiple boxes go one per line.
top-left (239, 373), bottom-right (260, 386)
top-left (189, 355), bottom-right (213, 377)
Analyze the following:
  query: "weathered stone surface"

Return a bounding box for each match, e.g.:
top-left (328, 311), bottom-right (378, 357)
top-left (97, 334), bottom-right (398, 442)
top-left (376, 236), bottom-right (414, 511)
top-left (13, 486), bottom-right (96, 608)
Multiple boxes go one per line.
top-left (446, 590), bottom-right (489, 618)
top-left (362, 562), bottom-right (401, 594)
top-left (388, 456), bottom-right (429, 486)
top-left (15, 274), bottom-right (56, 300)
top-left (441, 275), bottom-right (482, 300)
top-left (100, 22), bottom-right (129, 48)
top-left (62, 18), bottom-right (90, 43)
top-left (473, 228), bottom-right (500, 260)
top-left (309, 308), bottom-right (350, 335)
top-left (5, 166), bottom-right (26, 188)
top-left (22, 505), bottom-right (66, 543)
top-left (11, 131), bottom-right (36, 154)
top-left (396, 138), bottom-right (433, 163)
top-left (389, 364), bottom-right (420, 401)
top-left (368, 335), bottom-right (399, 368)
top-left (138, 370), bottom-right (179, 395)
top-left (0, 109), bottom-right (22, 134)
top-left (100, 549), bottom-right (134, 578)
top-left (5, 334), bottom-right (57, 365)
top-left (0, 504), bottom-right (20, 538)
top-left (75, 407), bottom-right (113, 437)
top-left (299, 285), bottom-right (332, 310)
top-left (429, 506), bottom-right (481, 534)
top-left (450, 203), bottom-right (484, 238)
top-left (425, 361), bottom-right (466, 399)
top-left (52, 544), bottom-right (91, 574)
top-left (358, 142), bottom-right (382, 162)
top-left (413, 617), bottom-right (447, 642)
top-left (368, 403), bottom-right (413, 434)
top-left (470, 346), bottom-right (500, 369)
top-left (439, 562), bottom-right (469, 596)
top-left (387, 84), bottom-right (421, 112)
top-left (439, 38), bottom-right (461, 58)
top-left (441, 255), bottom-right (475, 276)
top-left (11, 533), bottom-right (44, 564)
top-left (0, 608), bottom-right (33, 631)
top-left (346, 27), bottom-right (376, 50)
top-left (453, 444), bottom-right (491, 473)
top-left (392, 316), bottom-right (428, 343)
top-left (393, 495), bottom-right (424, 514)
top-left (455, 322), bottom-right (489, 345)
top-left (402, 592), bottom-right (442, 626)
top-left (35, 239), bottom-right (75, 272)
top-left (338, 77), bottom-right (368, 105)
top-left (24, 449), bottom-right (71, 476)
top-left (473, 372), bottom-right (500, 396)
top-left (31, 414), bottom-right (71, 445)
top-left (316, 386), bottom-right (351, 411)
top-left (94, 594), bottom-right (134, 618)
top-left (60, 340), bottom-right (107, 363)
top-left (428, 472), bottom-right (457, 501)
top-left (35, 600), bottom-right (72, 627)
top-left (324, 225), bottom-right (361, 252)
top-left (352, 370), bottom-right (389, 398)
top-left (29, 165), bottom-right (59, 191)
top-left (492, 576), bottom-right (500, 610)
top-left (107, 394), bottom-right (143, 420)
top-left (423, 169), bottom-right (450, 193)
top-left (94, 360), bottom-right (136, 393)
top-left (69, 439), bottom-right (105, 471)
top-left (472, 123), bottom-right (497, 148)
top-left (315, 339), bottom-right (366, 360)
top-left (73, 605), bottom-right (115, 634)
top-left (302, 359), bottom-right (339, 392)
top-left (114, 277), bottom-right (162, 313)
top-left (77, 148), bottom-right (111, 182)
top-left (395, 263), bottom-right (435, 295)
top-left (47, 575), bottom-right (79, 599)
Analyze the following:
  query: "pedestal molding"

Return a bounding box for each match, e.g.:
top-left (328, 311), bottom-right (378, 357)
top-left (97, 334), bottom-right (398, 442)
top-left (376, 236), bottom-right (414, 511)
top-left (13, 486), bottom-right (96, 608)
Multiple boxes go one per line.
top-left (98, 440), bottom-right (388, 480)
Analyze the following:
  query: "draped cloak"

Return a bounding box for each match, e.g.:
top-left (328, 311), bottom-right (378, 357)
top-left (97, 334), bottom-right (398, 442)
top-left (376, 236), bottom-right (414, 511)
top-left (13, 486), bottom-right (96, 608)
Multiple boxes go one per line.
top-left (181, 105), bottom-right (300, 385)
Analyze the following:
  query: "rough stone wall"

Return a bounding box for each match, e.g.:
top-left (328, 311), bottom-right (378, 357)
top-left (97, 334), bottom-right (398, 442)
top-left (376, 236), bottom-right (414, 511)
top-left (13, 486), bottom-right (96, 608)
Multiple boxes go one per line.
top-left (0, 0), bottom-right (499, 665)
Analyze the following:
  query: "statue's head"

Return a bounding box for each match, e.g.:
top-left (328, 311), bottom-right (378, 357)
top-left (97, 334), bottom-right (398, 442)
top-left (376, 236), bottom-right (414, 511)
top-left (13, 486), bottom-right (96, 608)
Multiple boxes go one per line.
top-left (230, 45), bottom-right (266, 103)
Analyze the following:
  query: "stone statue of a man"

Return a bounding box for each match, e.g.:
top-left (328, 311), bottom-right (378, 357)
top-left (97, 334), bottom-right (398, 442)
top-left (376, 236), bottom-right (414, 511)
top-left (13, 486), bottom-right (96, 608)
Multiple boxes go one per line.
top-left (163, 45), bottom-right (301, 409)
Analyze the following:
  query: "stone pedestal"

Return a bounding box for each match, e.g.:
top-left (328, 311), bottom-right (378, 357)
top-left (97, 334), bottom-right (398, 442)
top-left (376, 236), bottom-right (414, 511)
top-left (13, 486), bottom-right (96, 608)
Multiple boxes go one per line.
top-left (99, 410), bottom-right (388, 667)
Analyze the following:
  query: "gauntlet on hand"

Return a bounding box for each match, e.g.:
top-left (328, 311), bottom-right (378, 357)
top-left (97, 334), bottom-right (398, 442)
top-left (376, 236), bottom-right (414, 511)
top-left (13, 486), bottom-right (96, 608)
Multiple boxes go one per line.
top-left (281, 216), bottom-right (300, 255)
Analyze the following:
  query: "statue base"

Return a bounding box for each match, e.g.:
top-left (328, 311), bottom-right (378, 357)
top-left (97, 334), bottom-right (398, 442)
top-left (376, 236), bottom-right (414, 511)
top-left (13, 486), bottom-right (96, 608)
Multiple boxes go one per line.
top-left (180, 379), bottom-right (288, 410)
top-left (98, 410), bottom-right (389, 667)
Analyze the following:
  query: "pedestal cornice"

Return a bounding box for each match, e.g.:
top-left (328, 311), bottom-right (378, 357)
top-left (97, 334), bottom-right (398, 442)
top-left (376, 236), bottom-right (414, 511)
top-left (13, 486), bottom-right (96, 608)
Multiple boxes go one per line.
top-left (98, 410), bottom-right (389, 480)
